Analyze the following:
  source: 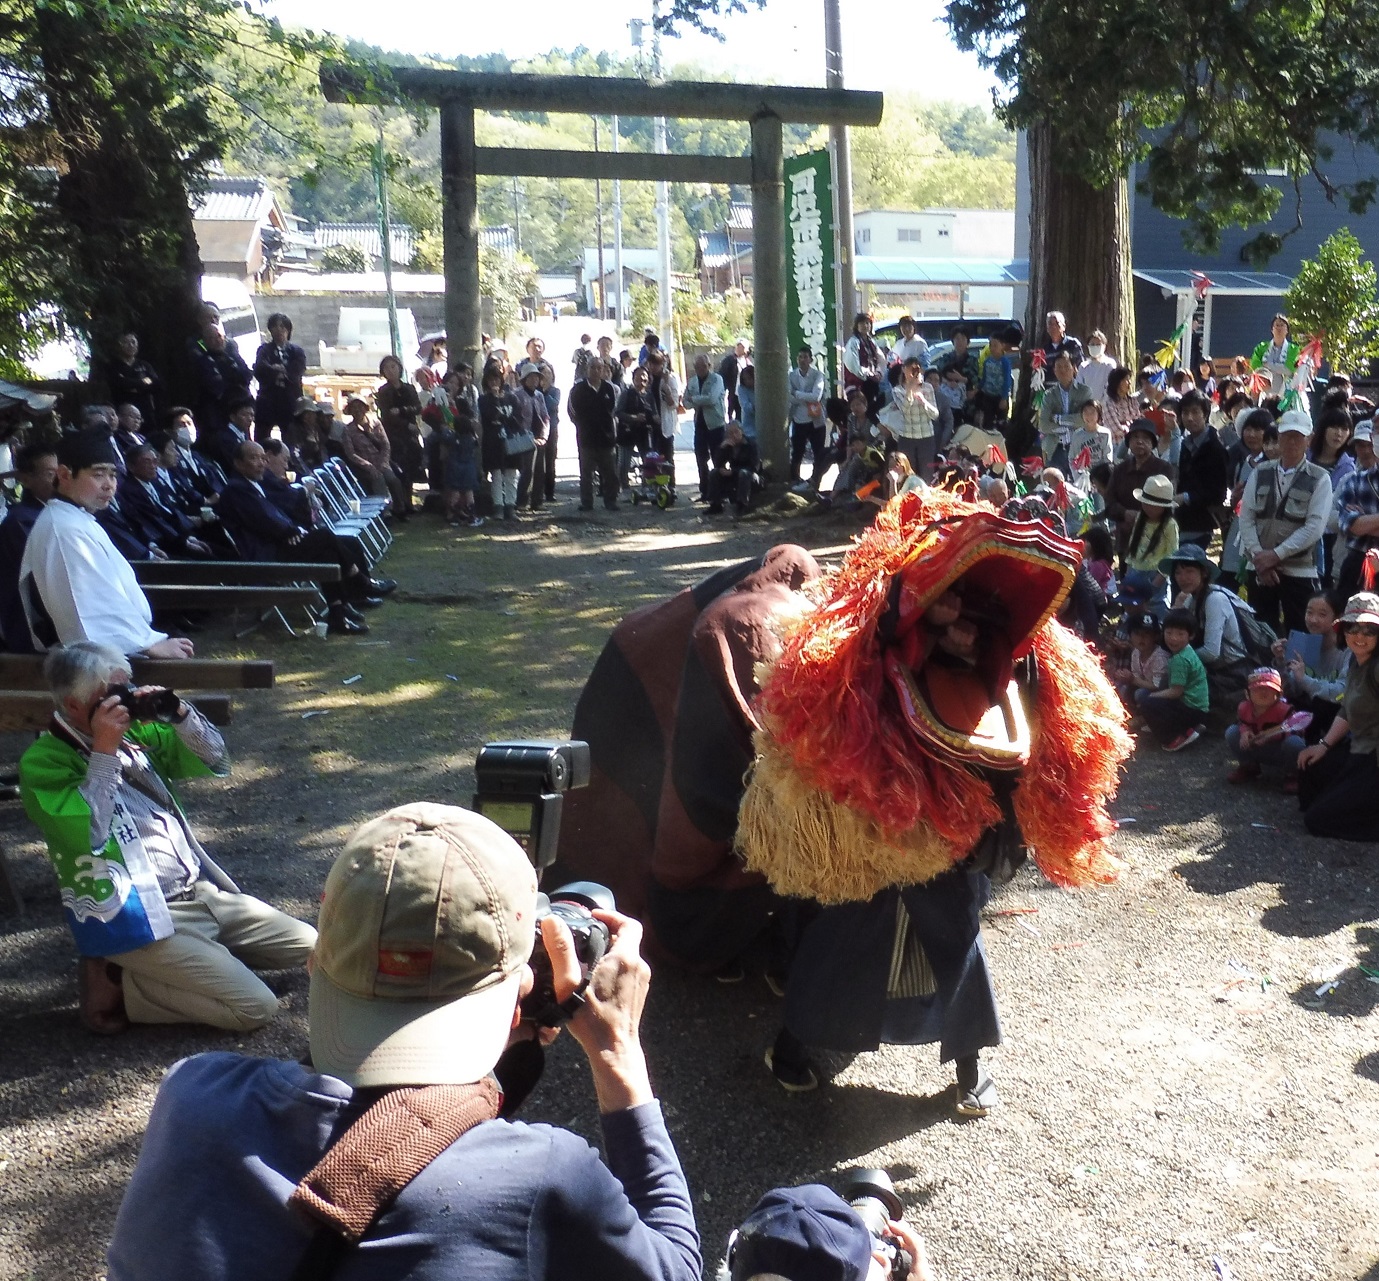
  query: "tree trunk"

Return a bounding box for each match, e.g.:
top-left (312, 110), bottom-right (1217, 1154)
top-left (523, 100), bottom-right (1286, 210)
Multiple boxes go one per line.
top-left (35, 2), bottom-right (206, 411)
top-left (1012, 121), bottom-right (1135, 455)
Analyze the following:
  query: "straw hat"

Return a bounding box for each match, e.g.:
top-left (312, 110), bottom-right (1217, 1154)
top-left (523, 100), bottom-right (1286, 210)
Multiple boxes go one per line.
top-left (1132, 473), bottom-right (1178, 508)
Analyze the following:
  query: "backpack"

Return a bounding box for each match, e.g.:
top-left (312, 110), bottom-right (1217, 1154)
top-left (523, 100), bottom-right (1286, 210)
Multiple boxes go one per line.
top-left (1208, 585), bottom-right (1278, 666)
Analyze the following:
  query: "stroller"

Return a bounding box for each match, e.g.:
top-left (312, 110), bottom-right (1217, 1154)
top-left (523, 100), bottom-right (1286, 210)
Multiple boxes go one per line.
top-left (631, 451), bottom-right (676, 509)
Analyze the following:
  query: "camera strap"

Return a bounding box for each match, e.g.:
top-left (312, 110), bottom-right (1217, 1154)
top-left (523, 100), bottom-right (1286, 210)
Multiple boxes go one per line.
top-left (288, 1077), bottom-right (502, 1281)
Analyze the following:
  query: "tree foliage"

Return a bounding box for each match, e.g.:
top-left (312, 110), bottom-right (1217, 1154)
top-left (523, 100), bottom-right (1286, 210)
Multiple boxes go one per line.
top-left (819, 94), bottom-right (1015, 211)
top-left (946, 0), bottom-right (1379, 262)
top-left (1284, 230), bottom-right (1379, 376)
top-left (0, 0), bottom-right (333, 382)
top-left (320, 242), bottom-right (371, 273)
top-left (480, 246), bottom-right (538, 340)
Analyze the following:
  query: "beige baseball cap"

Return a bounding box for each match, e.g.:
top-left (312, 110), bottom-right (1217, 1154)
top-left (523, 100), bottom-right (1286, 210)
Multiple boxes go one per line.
top-left (309, 803), bottom-right (538, 1088)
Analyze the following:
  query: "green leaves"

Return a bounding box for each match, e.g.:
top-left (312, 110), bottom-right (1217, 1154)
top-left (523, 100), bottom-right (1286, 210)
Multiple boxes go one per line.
top-left (1284, 229), bottom-right (1379, 374)
top-left (944, 0), bottom-right (1379, 260)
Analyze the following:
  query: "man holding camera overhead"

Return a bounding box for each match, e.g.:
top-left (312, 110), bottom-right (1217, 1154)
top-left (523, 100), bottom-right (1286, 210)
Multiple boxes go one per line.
top-left (19, 642), bottom-right (316, 1036)
top-left (107, 802), bottom-right (701, 1281)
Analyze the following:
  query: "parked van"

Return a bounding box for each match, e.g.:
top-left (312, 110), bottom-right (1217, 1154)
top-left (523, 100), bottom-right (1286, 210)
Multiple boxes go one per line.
top-left (318, 307), bottom-right (420, 376)
top-left (201, 276), bottom-right (261, 345)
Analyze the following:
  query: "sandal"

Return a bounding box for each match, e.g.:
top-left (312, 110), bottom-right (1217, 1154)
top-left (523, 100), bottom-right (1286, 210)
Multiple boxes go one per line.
top-left (954, 1069), bottom-right (999, 1117)
top-left (765, 1042), bottom-right (819, 1093)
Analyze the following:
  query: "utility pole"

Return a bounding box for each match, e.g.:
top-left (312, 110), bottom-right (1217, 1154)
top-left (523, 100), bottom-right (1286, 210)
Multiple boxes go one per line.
top-left (594, 116), bottom-right (606, 320)
top-left (824, 0), bottom-right (855, 391)
top-left (612, 113), bottom-right (625, 329)
top-left (651, 0), bottom-right (674, 365)
top-left (372, 123), bottom-right (401, 361)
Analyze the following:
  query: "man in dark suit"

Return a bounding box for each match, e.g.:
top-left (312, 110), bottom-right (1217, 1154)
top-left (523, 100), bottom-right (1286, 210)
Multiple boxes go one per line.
top-left (96, 491), bottom-right (163, 563)
top-left (198, 395), bottom-right (255, 474)
top-left (166, 406), bottom-right (227, 503)
top-left (0, 443), bottom-right (58, 652)
top-left (217, 440), bottom-right (391, 635)
top-left (189, 306), bottom-right (252, 441)
top-left (119, 446), bottom-right (215, 559)
top-left (252, 313), bottom-right (307, 443)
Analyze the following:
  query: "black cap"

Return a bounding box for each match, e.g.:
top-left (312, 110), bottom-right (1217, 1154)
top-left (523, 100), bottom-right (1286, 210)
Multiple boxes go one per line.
top-left (57, 430), bottom-right (120, 475)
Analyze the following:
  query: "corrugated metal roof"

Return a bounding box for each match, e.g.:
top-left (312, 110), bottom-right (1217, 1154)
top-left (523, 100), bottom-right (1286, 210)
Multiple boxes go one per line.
top-left (697, 231), bottom-right (732, 269)
top-left (313, 222), bottom-right (415, 262)
top-left (726, 202), bottom-right (753, 231)
top-left (1134, 268), bottom-right (1293, 295)
top-left (855, 256), bottom-right (1027, 286)
top-left (193, 175), bottom-right (278, 224)
top-left (480, 225), bottom-right (517, 256)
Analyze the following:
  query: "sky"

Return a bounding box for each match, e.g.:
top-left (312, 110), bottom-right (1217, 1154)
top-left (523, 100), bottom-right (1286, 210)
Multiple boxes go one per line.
top-left (265, 0), bottom-right (1004, 108)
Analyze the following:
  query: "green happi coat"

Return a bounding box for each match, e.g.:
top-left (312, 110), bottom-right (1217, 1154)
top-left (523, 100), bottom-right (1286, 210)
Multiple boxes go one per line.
top-left (20, 721), bottom-right (234, 957)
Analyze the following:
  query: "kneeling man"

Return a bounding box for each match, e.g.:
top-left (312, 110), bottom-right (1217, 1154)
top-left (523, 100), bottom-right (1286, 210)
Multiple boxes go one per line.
top-left (20, 642), bottom-right (316, 1034)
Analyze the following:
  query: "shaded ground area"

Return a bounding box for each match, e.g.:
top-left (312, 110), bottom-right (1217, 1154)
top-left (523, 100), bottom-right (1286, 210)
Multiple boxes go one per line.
top-left (1, 484), bottom-right (1376, 1281)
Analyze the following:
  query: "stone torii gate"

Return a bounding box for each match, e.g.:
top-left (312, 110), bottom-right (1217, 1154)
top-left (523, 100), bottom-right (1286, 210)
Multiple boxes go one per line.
top-left (320, 65), bottom-right (883, 476)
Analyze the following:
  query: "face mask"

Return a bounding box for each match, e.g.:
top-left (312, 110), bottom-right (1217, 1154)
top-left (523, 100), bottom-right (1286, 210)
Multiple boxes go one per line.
top-left (175, 428), bottom-right (192, 447)
top-left (1088, 344), bottom-right (1105, 359)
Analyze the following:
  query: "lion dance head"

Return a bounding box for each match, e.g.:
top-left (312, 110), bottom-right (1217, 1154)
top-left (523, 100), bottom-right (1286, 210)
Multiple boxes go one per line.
top-left (737, 483), bottom-right (1133, 904)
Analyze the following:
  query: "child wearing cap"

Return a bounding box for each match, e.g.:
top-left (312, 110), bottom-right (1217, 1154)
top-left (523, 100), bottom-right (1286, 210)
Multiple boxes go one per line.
top-left (1118, 472), bottom-right (1179, 612)
top-left (1225, 667), bottom-right (1307, 791)
top-left (1110, 611), bottom-right (1170, 714)
top-left (1137, 607), bottom-right (1210, 750)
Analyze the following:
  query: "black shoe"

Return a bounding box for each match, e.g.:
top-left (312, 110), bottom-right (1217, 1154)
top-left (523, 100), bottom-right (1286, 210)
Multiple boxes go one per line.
top-left (354, 596), bottom-right (385, 610)
top-left (342, 602), bottom-right (367, 624)
top-left (765, 1029), bottom-right (818, 1093)
top-left (367, 578), bottom-right (397, 595)
top-left (326, 603), bottom-right (368, 635)
top-left (706, 503), bottom-right (725, 514)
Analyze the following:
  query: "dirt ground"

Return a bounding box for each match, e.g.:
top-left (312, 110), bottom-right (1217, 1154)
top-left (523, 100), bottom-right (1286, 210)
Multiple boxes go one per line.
top-left (1, 485), bottom-right (1376, 1281)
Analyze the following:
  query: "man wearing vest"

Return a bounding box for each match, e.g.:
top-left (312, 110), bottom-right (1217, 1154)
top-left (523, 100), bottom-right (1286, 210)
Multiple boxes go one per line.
top-left (1238, 408), bottom-right (1332, 635)
top-left (107, 803), bottom-right (701, 1281)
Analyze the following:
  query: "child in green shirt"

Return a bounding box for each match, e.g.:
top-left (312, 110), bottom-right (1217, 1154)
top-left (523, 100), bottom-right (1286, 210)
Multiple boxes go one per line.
top-left (1136, 607), bottom-right (1210, 750)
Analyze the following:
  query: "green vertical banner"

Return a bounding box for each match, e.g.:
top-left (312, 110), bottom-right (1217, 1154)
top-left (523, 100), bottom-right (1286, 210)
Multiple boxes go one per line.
top-left (785, 149), bottom-right (837, 388)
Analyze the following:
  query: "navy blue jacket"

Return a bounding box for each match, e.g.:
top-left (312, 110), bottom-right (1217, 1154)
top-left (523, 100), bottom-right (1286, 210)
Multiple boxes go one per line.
top-left (189, 337), bottom-right (251, 435)
top-left (96, 497), bottom-right (155, 561)
top-left (261, 471), bottom-right (313, 527)
top-left (0, 496), bottom-right (43, 652)
top-left (118, 477), bottom-right (196, 551)
top-left (108, 1053), bottom-right (701, 1281)
top-left (216, 475), bottom-right (301, 562)
top-left (253, 341), bottom-right (307, 431)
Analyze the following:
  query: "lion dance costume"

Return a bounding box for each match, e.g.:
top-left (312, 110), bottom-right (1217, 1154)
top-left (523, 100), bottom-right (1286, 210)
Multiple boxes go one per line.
top-left (556, 481), bottom-right (1130, 1107)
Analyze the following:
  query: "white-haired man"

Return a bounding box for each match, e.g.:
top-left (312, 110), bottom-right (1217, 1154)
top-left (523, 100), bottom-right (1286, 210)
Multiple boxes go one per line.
top-left (107, 804), bottom-right (701, 1281)
top-left (19, 642), bottom-right (315, 1034)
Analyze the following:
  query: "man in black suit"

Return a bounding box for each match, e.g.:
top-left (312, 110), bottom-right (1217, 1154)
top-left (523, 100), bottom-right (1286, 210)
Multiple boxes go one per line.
top-left (190, 305), bottom-right (252, 441)
top-left (216, 440), bottom-right (393, 635)
top-left (0, 443), bottom-right (57, 652)
top-left (119, 445), bottom-right (215, 559)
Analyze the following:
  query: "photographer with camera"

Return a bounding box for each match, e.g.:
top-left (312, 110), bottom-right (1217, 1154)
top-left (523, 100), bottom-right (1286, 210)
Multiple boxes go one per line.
top-left (107, 803), bottom-right (701, 1281)
top-left (726, 1173), bottom-right (936, 1281)
top-left (19, 641), bottom-right (316, 1035)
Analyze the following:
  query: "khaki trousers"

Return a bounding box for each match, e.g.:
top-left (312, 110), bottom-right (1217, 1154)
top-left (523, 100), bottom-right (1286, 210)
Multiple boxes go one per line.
top-left (112, 882), bottom-right (316, 1031)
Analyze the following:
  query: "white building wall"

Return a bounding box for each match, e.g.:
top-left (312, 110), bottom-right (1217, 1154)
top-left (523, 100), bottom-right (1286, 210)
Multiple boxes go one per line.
top-left (853, 209), bottom-right (1015, 261)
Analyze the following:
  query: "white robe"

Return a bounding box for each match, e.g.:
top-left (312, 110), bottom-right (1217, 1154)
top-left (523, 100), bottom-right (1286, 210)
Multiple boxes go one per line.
top-left (19, 497), bottom-right (166, 654)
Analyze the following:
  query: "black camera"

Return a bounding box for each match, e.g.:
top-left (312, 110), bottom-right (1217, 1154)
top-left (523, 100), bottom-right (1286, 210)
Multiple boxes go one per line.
top-left (843, 1169), bottom-right (912, 1281)
top-left (107, 684), bottom-right (181, 724)
top-left (473, 740), bottom-right (590, 871)
top-left (520, 881), bottom-right (615, 1027)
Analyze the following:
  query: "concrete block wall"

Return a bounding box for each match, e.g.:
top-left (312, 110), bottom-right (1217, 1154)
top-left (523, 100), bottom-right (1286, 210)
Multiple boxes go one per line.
top-left (261, 293), bottom-right (447, 365)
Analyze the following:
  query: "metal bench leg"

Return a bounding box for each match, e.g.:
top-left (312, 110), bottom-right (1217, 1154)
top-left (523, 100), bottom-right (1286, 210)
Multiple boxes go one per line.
top-left (0, 842), bottom-right (24, 917)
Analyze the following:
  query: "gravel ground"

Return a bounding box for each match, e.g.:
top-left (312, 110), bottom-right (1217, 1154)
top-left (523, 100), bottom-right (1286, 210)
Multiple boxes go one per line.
top-left (1, 486), bottom-right (1376, 1281)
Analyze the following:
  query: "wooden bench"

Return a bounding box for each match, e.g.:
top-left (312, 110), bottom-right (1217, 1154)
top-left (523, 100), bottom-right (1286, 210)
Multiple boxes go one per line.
top-left (142, 585), bottom-right (324, 611)
top-left (131, 561), bottom-right (342, 586)
top-left (0, 656), bottom-right (275, 691)
top-left (0, 691), bottom-right (232, 732)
